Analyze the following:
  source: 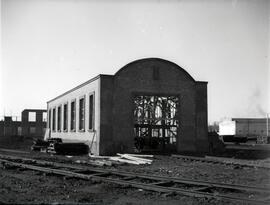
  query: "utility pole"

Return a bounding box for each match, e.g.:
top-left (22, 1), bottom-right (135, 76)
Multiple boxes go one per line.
top-left (267, 113), bottom-right (269, 137)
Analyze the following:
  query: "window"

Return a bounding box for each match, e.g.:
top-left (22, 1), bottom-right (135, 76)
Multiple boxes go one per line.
top-left (43, 112), bottom-right (47, 122)
top-left (70, 100), bottom-right (76, 131)
top-left (63, 103), bottom-right (68, 131)
top-left (52, 108), bottom-right (56, 131)
top-left (30, 127), bottom-right (36, 134)
top-left (48, 109), bottom-right (51, 129)
top-left (89, 93), bottom-right (94, 130)
top-left (28, 112), bottom-right (36, 122)
top-left (57, 106), bottom-right (62, 132)
top-left (17, 127), bottom-right (22, 136)
top-left (79, 96), bottom-right (85, 131)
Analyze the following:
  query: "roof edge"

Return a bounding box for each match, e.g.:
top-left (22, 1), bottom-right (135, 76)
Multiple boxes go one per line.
top-left (47, 74), bottom-right (112, 104)
top-left (196, 81), bottom-right (208, 84)
top-left (114, 58), bottom-right (196, 82)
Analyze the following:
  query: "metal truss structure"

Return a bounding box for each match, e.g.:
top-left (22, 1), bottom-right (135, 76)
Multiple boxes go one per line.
top-left (133, 95), bottom-right (179, 150)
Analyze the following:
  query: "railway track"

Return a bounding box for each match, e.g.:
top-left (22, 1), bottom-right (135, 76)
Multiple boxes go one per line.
top-left (172, 154), bottom-right (270, 169)
top-left (0, 154), bottom-right (269, 205)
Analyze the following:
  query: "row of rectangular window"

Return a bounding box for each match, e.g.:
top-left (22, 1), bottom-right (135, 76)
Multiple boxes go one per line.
top-left (48, 93), bottom-right (94, 132)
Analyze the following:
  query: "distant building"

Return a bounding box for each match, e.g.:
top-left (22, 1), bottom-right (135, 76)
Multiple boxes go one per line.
top-left (0, 109), bottom-right (47, 138)
top-left (0, 116), bottom-right (21, 137)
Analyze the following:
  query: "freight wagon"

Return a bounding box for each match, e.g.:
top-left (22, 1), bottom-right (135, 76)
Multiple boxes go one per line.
top-left (219, 118), bottom-right (270, 144)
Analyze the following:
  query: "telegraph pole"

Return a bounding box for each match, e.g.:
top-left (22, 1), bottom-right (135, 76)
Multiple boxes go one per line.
top-left (267, 113), bottom-right (269, 137)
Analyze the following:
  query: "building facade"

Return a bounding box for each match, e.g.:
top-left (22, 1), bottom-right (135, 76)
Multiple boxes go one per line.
top-left (47, 58), bottom-right (209, 155)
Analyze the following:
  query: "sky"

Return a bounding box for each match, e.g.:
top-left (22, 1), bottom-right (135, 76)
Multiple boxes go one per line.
top-left (0, 0), bottom-right (269, 123)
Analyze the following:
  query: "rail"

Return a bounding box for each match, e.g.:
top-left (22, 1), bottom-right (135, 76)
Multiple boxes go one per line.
top-left (0, 154), bottom-right (269, 204)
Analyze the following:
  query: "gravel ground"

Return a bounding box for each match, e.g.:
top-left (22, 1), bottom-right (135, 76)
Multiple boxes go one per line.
top-left (0, 148), bottom-right (269, 204)
top-left (0, 165), bottom-right (236, 205)
top-left (109, 155), bottom-right (270, 187)
top-left (0, 136), bottom-right (269, 205)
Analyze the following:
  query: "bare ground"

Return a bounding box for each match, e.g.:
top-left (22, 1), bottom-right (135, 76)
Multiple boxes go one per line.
top-left (0, 138), bottom-right (269, 204)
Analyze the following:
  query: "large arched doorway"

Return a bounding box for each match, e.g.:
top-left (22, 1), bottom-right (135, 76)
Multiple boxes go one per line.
top-left (133, 94), bottom-right (179, 152)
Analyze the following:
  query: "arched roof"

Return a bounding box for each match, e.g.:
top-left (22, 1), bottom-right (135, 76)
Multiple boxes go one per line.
top-left (114, 58), bottom-right (195, 82)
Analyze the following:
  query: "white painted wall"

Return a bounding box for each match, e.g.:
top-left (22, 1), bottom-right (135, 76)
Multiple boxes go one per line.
top-left (47, 77), bottom-right (100, 155)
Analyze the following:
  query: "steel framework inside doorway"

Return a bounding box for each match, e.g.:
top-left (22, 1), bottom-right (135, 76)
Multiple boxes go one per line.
top-left (134, 95), bottom-right (179, 151)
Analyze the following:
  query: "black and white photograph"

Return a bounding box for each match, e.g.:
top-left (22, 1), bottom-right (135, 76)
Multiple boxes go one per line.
top-left (0, 0), bottom-right (269, 204)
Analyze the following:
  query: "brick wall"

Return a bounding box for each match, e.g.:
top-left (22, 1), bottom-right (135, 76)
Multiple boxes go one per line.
top-left (100, 58), bottom-right (208, 154)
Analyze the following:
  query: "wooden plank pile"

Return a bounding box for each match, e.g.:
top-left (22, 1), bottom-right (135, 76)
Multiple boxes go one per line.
top-left (85, 153), bottom-right (154, 166)
top-left (109, 153), bottom-right (153, 165)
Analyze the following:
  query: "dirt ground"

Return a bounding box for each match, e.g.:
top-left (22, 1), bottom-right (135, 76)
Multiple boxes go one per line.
top-left (0, 167), bottom-right (234, 205)
top-left (0, 137), bottom-right (269, 204)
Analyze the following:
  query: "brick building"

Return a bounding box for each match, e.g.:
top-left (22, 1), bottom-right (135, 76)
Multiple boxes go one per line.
top-left (47, 58), bottom-right (208, 155)
top-left (21, 109), bottom-right (47, 137)
top-left (0, 109), bottom-right (47, 138)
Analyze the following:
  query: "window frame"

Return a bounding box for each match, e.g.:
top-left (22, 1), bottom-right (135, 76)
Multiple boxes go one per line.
top-left (52, 107), bottom-right (56, 132)
top-left (57, 105), bottom-right (62, 132)
top-left (70, 99), bottom-right (76, 132)
top-left (42, 112), bottom-right (47, 122)
top-left (48, 109), bottom-right (51, 129)
top-left (79, 95), bottom-right (86, 132)
top-left (88, 92), bottom-right (95, 131)
top-left (28, 112), bottom-right (36, 122)
top-left (63, 102), bottom-right (68, 132)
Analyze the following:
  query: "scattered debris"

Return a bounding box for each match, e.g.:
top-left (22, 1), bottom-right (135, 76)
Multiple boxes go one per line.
top-left (75, 159), bottom-right (113, 167)
top-left (65, 156), bottom-right (73, 158)
top-left (31, 139), bottom-right (50, 151)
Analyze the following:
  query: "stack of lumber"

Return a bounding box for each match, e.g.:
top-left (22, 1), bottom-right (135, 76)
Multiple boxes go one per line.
top-left (109, 153), bottom-right (153, 165)
top-left (73, 154), bottom-right (154, 167)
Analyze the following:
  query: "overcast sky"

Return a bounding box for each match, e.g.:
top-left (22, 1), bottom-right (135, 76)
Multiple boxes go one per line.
top-left (0, 0), bottom-right (269, 123)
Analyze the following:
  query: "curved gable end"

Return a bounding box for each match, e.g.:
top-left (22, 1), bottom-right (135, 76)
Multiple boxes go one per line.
top-left (114, 58), bottom-right (196, 83)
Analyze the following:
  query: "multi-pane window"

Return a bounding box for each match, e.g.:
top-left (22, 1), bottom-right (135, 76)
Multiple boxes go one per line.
top-left (89, 94), bottom-right (94, 130)
top-left (57, 106), bottom-right (62, 132)
top-left (79, 97), bottom-right (85, 131)
top-left (70, 100), bottom-right (76, 131)
top-left (28, 112), bottom-right (36, 122)
top-left (52, 108), bottom-right (56, 131)
top-left (63, 103), bottom-right (68, 131)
